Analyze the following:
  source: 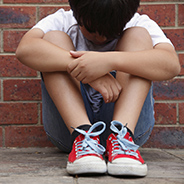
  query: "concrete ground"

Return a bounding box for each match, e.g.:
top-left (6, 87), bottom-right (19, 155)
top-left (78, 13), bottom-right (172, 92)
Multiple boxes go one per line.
top-left (0, 147), bottom-right (183, 184)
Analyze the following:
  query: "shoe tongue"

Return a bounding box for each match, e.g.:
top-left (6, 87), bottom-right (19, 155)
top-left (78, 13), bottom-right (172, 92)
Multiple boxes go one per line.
top-left (112, 125), bottom-right (135, 142)
top-left (77, 124), bottom-right (91, 131)
top-left (116, 125), bottom-right (122, 131)
top-left (71, 124), bottom-right (91, 144)
top-left (111, 125), bottom-right (122, 134)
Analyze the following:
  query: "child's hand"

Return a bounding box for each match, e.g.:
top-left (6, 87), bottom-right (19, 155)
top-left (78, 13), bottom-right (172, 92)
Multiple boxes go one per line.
top-left (67, 51), bottom-right (112, 83)
top-left (89, 73), bottom-right (122, 103)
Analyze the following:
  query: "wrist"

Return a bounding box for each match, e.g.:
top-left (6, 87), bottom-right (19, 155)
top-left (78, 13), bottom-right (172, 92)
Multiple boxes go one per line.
top-left (106, 52), bottom-right (118, 72)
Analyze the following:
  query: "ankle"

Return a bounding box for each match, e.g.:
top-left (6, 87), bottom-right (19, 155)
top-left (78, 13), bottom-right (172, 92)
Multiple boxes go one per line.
top-left (126, 127), bottom-right (135, 142)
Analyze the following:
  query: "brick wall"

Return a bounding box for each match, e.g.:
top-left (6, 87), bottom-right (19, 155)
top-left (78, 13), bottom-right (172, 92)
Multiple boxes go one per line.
top-left (0, 0), bottom-right (184, 149)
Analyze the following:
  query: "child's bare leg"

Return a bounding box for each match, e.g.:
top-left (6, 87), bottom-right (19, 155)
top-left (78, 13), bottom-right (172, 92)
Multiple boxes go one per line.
top-left (113, 27), bottom-right (153, 133)
top-left (42, 31), bottom-right (91, 133)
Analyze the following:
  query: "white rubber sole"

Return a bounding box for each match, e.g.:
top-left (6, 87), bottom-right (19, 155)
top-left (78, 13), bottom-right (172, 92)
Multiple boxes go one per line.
top-left (107, 158), bottom-right (148, 176)
top-left (66, 156), bottom-right (107, 175)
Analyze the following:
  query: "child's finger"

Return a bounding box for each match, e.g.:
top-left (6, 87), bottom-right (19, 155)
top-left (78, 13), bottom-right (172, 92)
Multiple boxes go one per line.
top-left (100, 86), bottom-right (109, 103)
top-left (70, 50), bottom-right (86, 58)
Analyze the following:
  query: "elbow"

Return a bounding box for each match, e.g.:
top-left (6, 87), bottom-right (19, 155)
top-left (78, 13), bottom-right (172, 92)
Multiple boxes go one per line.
top-left (15, 47), bottom-right (20, 61)
top-left (169, 55), bottom-right (181, 79)
top-left (16, 45), bottom-right (23, 61)
top-left (174, 63), bottom-right (181, 76)
top-left (16, 45), bottom-right (22, 62)
top-left (15, 44), bottom-right (27, 65)
top-left (173, 55), bottom-right (181, 76)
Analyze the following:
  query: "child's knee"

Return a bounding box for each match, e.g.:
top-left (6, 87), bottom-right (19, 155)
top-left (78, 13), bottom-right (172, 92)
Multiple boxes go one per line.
top-left (43, 31), bottom-right (75, 50)
top-left (116, 27), bottom-right (153, 51)
top-left (117, 72), bottom-right (151, 87)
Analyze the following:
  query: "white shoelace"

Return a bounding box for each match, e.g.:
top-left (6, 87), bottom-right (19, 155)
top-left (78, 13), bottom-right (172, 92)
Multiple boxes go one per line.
top-left (110, 121), bottom-right (139, 158)
top-left (74, 122), bottom-right (106, 157)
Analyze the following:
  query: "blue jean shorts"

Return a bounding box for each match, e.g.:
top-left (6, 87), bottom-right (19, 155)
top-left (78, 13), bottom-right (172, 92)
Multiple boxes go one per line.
top-left (41, 77), bottom-right (155, 153)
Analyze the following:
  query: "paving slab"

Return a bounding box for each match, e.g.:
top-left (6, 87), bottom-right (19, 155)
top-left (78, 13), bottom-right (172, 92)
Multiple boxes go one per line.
top-left (0, 176), bottom-right (74, 184)
top-left (78, 177), bottom-right (184, 184)
top-left (0, 148), bottom-right (183, 184)
top-left (164, 149), bottom-right (184, 160)
top-left (0, 147), bottom-right (67, 176)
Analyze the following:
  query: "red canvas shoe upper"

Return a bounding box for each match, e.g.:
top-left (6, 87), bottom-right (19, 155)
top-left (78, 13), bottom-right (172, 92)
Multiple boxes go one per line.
top-left (106, 121), bottom-right (145, 164)
top-left (68, 122), bottom-right (106, 163)
top-left (68, 133), bottom-right (104, 163)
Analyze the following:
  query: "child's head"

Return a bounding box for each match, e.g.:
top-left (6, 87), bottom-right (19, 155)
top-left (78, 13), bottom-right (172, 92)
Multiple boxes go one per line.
top-left (69, 0), bottom-right (140, 40)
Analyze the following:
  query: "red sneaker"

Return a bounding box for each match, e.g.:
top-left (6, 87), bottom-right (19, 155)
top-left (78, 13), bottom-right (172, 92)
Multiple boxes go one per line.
top-left (106, 121), bottom-right (148, 176)
top-left (66, 122), bottom-right (107, 175)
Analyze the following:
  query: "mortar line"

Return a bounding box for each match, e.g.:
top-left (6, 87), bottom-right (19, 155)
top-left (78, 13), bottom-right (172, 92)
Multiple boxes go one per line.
top-left (36, 6), bottom-right (39, 23)
top-left (176, 103), bottom-right (180, 125)
top-left (2, 126), bottom-right (5, 147)
top-left (37, 103), bottom-right (41, 125)
top-left (140, 2), bottom-right (183, 5)
top-left (1, 124), bottom-right (44, 127)
top-left (0, 101), bottom-right (42, 103)
top-left (1, 79), bottom-right (3, 102)
top-left (0, 3), bottom-right (69, 7)
top-left (175, 4), bottom-right (179, 27)
top-left (154, 124), bottom-right (184, 127)
top-left (155, 100), bottom-right (184, 103)
top-left (0, 77), bottom-right (41, 80)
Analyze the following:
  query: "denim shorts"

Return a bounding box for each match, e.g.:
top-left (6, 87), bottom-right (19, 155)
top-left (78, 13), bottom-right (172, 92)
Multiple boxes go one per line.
top-left (41, 77), bottom-right (155, 153)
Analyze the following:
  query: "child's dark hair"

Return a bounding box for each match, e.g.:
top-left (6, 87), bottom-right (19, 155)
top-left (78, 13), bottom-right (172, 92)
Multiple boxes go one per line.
top-left (69, 0), bottom-right (140, 39)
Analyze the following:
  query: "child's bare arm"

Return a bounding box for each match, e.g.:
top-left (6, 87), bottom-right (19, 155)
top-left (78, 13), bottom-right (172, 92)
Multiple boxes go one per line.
top-left (16, 28), bottom-right (74, 72)
top-left (68, 43), bottom-right (180, 83)
top-left (112, 43), bottom-right (180, 81)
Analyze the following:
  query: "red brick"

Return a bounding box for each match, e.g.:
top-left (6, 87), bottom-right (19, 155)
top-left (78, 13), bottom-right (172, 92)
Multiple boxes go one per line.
top-left (138, 4), bottom-right (175, 27)
top-left (0, 30), bottom-right (1, 53)
top-left (179, 54), bottom-right (184, 76)
top-left (0, 127), bottom-right (3, 147)
top-left (38, 6), bottom-right (70, 20)
top-left (0, 55), bottom-right (37, 77)
top-left (40, 103), bottom-right (43, 124)
top-left (179, 103), bottom-right (184, 124)
top-left (3, 79), bottom-right (41, 101)
top-left (153, 79), bottom-right (184, 100)
top-left (4, 0), bottom-right (68, 3)
top-left (3, 31), bottom-right (27, 52)
top-left (178, 4), bottom-right (184, 26)
top-left (141, 0), bottom-right (183, 2)
top-left (5, 126), bottom-right (54, 147)
top-left (154, 103), bottom-right (177, 125)
top-left (0, 7), bottom-right (36, 28)
top-left (143, 127), bottom-right (184, 149)
top-left (163, 29), bottom-right (184, 51)
top-left (0, 80), bottom-right (1, 100)
top-left (0, 103), bottom-right (38, 125)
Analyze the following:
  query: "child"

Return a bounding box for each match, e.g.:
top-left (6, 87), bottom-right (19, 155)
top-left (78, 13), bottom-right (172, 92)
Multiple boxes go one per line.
top-left (16, 0), bottom-right (180, 177)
